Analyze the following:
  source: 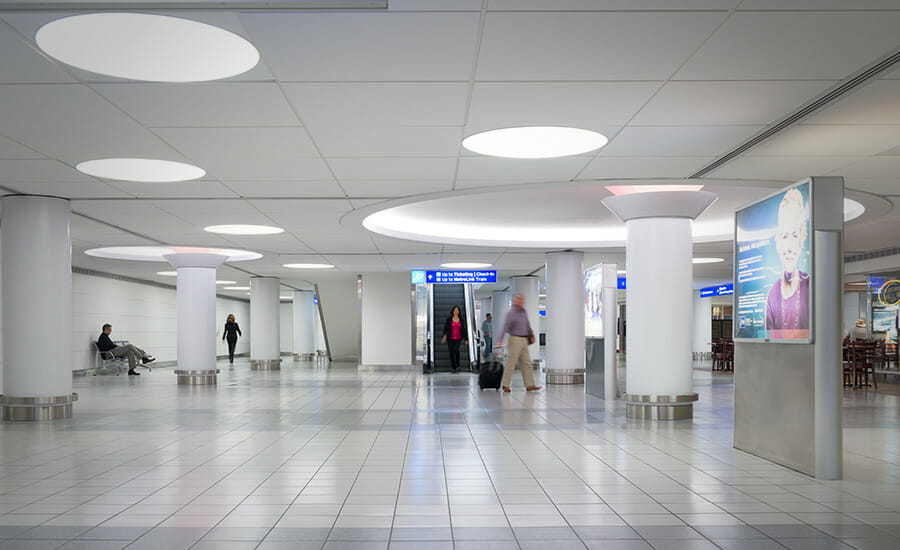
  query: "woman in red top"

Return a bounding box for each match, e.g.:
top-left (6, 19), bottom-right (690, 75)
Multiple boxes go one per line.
top-left (441, 305), bottom-right (468, 373)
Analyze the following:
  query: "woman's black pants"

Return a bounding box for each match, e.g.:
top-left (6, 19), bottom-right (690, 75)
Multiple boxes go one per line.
top-left (447, 339), bottom-right (461, 371)
top-left (227, 335), bottom-right (237, 363)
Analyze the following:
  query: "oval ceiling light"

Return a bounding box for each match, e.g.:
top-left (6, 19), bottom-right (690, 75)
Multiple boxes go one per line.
top-left (440, 262), bottom-right (492, 269)
top-left (36, 13), bottom-right (259, 82)
top-left (844, 198), bottom-right (865, 222)
top-left (204, 224), bottom-right (284, 235)
top-left (157, 271), bottom-right (177, 276)
top-left (462, 126), bottom-right (608, 159)
top-left (216, 280), bottom-right (236, 285)
top-left (693, 257), bottom-right (725, 264)
top-left (77, 158), bottom-right (205, 182)
top-left (283, 263), bottom-right (335, 269)
top-left (224, 286), bottom-right (251, 290)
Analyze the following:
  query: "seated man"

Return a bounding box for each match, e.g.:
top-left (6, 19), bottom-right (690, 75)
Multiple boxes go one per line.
top-left (97, 323), bottom-right (155, 376)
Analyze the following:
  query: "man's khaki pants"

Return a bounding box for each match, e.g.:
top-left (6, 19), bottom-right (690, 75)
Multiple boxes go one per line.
top-left (501, 335), bottom-right (536, 388)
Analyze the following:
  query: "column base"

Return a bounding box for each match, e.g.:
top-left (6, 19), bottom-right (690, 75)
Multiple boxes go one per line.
top-left (250, 359), bottom-right (281, 370)
top-left (0, 393), bottom-right (78, 421)
top-left (293, 353), bottom-right (315, 361)
top-left (546, 369), bottom-right (585, 385)
top-left (625, 393), bottom-right (698, 420)
top-left (174, 369), bottom-right (219, 385)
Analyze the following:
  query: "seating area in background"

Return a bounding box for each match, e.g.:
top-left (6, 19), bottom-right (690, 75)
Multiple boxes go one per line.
top-left (92, 340), bottom-right (152, 376)
top-left (711, 338), bottom-right (734, 372)
top-left (843, 337), bottom-right (897, 390)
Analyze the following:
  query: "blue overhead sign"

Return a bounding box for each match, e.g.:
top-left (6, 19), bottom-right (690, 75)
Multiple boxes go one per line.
top-left (411, 270), bottom-right (426, 284)
top-left (425, 270), bottom-right (497, 284)
top-left (617, 277), bottom-right (626, 289)
top-left (700, 283), bottom-right (734, 298)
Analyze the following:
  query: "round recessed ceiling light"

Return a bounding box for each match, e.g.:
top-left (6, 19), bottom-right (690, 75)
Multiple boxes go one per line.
top-left (225, 286), bottom-right (251, 291)
top-left (462, 126), bottom-right (608, 159)
top-left (844, 198), bottom-right (865, 222)
top-left (157, 271), bottom-right (177, 276)
top-left (440, 262), bottom-right (493, 269)
top-left (216, 280), bottom-right (236, 285)
top-left (283, 263), bottom-right (335, 269)
top-left (280, 296), bottom-right (293, 300)
top-left (693, 257), bottom-right (725, 264)
top-left (617, 270), bottom-right (626, 275)
top-left (77, 158), bottom-right (205, 182)
top-left (204, 224), bottom-right (284, 235)
top-left (85, 246), bottom-right (261, 262)
top-left (36, 13), bottom-right (259, 82)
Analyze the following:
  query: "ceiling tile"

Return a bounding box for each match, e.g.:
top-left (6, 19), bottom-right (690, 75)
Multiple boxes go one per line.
top-left (109, 181), bottom-right (240, 199)
top-left (488, 0), bottom-right (738, 8)
top-left (836, 156), bottom-right (900, 179)
top-left (155, 127), bottom-right (327, 180)
top-left (0, 84), bottom-right (177, 162)
top-left (248, 198), bottom-right (353, 215)
top-left (802, 80), bottom-right (900, 125)
top-left (323, 255), bottom-right (389, 271)
top-left (579, 156), bottom-right (715, 179)
top-left (150, 198), bottom-right (265, 217)
top-left (313, 126), bottom-right (461, 158)
top-left (748, 125), bottom-right (900, 157)
top-left (241, 11), bottom-right (479, 81)
top-left (94, 82), bottom-right (299, 127)
top-left (456, 156), bottom-right (589, 181)
top-left (737, 0), bottom-right (900, 9)
top-left (371, 236), bottom-right (444, 254)
top-left (843, 177), bottom-right (900, 195)
top-left (676, 12), bottom-right (900, 80)
top-left (0, 136), bottom-right (44, 159)
top-left (706, 155), bottom-right (862, 180)
top-left (476, 11), bottom-right (726, 80)
top-left (329, 157), bottom-right (457, 180)
top-left (600, 126), bottom-right (764, 157)
top-left (383, 253), bottom-right (442, 270)
top-left (0, 22), bottom-right (75, 84)
top-left (282, 82), bottom-right (469, 128)
top-left (16, 181), bottom-right (129, 199)
top-left (631, 81), bottom-right (835, 126)
top-left (340, 180), bottom-right (453, 198)
top-left (0, 159), bottom-right (93, 182)
top-left (223, 180), bottom-right (344, 198)
top-left (467, 82), bottom-right (659, 130)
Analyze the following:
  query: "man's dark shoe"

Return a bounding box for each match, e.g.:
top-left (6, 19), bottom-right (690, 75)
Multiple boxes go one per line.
top-left (128, 370), bottom-right (141, 376)
top-left (142, 356), bottom-right (156, 364)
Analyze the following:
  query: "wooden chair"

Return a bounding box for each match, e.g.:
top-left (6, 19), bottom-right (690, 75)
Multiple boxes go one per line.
top-left (723, 340), bottom-right (735, 372)
top-left (711, 339), bottom-right (725, 371)
top-left (851, 341), bottom-right (877, 390)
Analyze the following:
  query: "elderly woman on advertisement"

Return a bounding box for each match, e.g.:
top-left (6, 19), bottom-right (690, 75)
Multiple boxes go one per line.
top-left (765, 188), bottom-right (810, 339)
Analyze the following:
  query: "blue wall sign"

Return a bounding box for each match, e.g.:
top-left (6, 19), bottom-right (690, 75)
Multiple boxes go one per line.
top-left (424, 270), bottom-right (497, 284)
top-left (617, 277), bottom-right (626, 289)
top-left (411, 270), bottom-right (426, 284)
top-left (700, 283), bottom-right (734, 297)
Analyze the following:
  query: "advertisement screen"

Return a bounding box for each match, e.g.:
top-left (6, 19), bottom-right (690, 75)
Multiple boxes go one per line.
top-left (734, 182), bottom-right (812, 342)
top-left (584, 264), bottom-right (604, 338)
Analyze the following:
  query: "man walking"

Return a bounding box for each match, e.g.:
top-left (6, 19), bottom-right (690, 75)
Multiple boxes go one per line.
top-left (496, 294), bottom-right (541, 393)
top-left (481, 313), bottom-right (493, 360)
top-left (97, 324), bottom-right (155, 376)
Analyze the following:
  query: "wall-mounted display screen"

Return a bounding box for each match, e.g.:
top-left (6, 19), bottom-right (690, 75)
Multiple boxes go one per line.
top-left (873, 309), bottom-right (898, 333)
top-left (584, 264), bottom-right (604, 338)
top-left (734, 181), bottom-right (813, 342)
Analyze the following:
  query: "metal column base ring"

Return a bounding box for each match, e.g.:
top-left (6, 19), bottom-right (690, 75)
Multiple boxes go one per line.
top-left (292, 353), bottom-right (315, 361)
top-left (250, 359), bottom-right (281, 370)
top-left (546, 369), bottom-right (585, 385)
top-left (174, 369), bottom-right (219, 385)
top-left (625, 393), bottom-right (699, 420)
top-left (0, 393), bottom-right (78, 421)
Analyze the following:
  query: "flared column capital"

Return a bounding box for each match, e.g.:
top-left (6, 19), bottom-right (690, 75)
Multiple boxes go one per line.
top-left (602, 190), bottom-right (718, 222)
top-left (163, 252), bottom-right (227, 269)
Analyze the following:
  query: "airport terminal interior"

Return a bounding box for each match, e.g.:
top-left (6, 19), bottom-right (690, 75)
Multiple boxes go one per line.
top-left (0, 1), bottom-right (899, 549)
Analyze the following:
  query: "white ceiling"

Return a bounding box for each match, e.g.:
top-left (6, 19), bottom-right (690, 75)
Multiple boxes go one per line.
top-left (0, 1), bottom-right (898, 298)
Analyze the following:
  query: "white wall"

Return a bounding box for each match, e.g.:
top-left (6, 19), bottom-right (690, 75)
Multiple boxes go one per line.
top-left (280, 301), bottom-right (292, 354)
top-left (71, 272), bottom-right (252, 372)
top-left (843, 292), bottom-right (865, 336)
top-left (692, 291), bottom-right (712, 356)
top-left (317, 275), bottom-right (359, 362)
top-left (360, 272), bottom-right (412, 366)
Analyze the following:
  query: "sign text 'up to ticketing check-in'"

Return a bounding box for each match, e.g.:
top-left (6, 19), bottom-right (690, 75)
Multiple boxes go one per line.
top-left (411, 270), bottom-right (497, 284)
top-left (700, 283), bottom-right (734, 298)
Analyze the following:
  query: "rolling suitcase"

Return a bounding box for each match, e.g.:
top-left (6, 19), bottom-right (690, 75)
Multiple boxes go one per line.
top-left (479, 361), bottom-right (503, 390)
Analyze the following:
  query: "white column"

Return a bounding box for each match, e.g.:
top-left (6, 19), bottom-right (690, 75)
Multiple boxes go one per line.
top-left (491, 290), bottom-right (509, 351)
top-left (0, 195), bottom-right (74, 420)
top-left (511, 276), bottom-right (540, 360)
top-left (815, 232), bottom-right (843, 479)
top-left (251, 276), bottom-right (281, 369)
top-left (165, 253), bottom-right (226, 385)
top-left (292, 290), bottom-right (315, 360)
top-left (314, 299), bottom-right (326, 353)
top-left (603, 191), bottom-right (717, 420)
top-left (545, 251), bottom-right (584, 384)
top-left (692, 291), bottom-right (712, 360)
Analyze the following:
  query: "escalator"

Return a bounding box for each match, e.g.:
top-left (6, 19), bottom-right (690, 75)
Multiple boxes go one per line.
top-left (428, 283), bottom-right (478, 373)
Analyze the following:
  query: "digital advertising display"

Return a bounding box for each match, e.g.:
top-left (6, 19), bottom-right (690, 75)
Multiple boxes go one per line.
top-left (584, 264), bottom-right (604, 338)
top-left (734, 182), bottom-right (813, 342)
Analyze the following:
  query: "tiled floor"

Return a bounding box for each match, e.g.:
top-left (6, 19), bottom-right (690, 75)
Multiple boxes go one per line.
top-left (0, 359), bottom-right (898, 550)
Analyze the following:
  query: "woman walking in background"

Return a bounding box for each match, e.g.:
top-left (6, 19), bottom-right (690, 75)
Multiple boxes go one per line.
top-left (441, 305), bottom-right (467, 373)
top-left (222, 314), bottom-right (242, 364)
